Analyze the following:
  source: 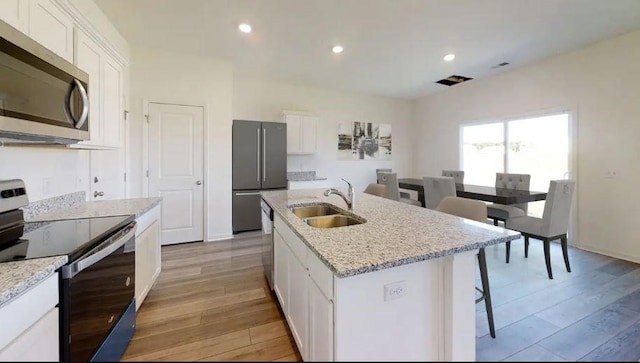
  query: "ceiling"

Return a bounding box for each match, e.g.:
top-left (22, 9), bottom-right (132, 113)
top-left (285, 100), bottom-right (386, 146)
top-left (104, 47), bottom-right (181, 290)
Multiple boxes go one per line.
top-left (95, 0), bottom-right (640, 99)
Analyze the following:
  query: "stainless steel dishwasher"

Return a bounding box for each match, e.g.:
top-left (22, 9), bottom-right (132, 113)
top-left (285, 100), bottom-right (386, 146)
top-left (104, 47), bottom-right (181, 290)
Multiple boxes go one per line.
top-left (260, 198), bottom-right (274, 290)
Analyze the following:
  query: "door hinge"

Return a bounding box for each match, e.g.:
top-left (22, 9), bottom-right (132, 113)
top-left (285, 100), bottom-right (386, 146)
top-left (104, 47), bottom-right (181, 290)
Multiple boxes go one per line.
top-left (124, 110), bottom-right (129, 120)
top-left (124, 173), bottom-right (127, 182)
top-left (146, 170), bottom-right (149, 177)
top-left (144, 114), bottom-right (149, 123)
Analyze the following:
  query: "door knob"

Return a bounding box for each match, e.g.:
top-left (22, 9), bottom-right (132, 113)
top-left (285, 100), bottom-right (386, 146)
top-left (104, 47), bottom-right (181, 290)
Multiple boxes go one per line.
top-left (196, 180), bottom-right (202, 185)
top-left (94, 191), bottom-right (104, 197)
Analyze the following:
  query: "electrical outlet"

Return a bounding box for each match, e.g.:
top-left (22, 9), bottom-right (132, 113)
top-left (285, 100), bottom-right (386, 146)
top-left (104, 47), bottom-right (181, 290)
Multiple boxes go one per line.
top-left (384, 281), bottom-right (406, 301)
top-left (606, 170), bottom-right (618, 179)
top-left (42, 178), bottom-right (52, 196)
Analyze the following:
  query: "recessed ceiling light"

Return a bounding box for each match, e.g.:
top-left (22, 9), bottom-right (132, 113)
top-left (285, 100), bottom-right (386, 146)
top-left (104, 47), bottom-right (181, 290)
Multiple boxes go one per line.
top-left (332, 45), bottom-right (344, 54)
top-left (238, 23), bottom-right (252, 33)
top-left (443, 53), bottom-right (456, 62)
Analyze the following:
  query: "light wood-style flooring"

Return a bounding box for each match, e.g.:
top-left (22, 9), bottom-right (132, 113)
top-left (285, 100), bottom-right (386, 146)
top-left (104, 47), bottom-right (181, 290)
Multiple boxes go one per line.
top-left (122, 232), bottom-right (640, 362)
top-left (121, 232), bottom-right (300, 362)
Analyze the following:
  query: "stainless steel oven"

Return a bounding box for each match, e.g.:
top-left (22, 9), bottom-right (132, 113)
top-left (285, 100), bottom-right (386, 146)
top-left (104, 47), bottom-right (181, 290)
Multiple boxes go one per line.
top-left (60, 220), bottom-right (136, 362)
top-left (0, 19), bottom-right (89, 144)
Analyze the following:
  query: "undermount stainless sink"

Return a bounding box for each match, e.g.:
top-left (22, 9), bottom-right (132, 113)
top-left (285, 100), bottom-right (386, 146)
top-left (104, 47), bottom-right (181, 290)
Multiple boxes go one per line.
top-left (288, 204), bottom-right (342, 218)
top-left (288, 203), bottom-right (366, 228)
top-left (303, 215), bottom-right (365, 228)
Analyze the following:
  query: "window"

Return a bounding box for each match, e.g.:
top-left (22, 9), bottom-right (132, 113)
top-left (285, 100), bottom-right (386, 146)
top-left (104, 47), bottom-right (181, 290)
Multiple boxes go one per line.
top-left (461, 112), bottom-right (571, 217)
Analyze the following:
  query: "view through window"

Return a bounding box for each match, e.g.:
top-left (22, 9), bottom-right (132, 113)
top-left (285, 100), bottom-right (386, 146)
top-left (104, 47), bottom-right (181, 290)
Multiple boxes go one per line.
top-left (461, 113), bottom-right (570, 217)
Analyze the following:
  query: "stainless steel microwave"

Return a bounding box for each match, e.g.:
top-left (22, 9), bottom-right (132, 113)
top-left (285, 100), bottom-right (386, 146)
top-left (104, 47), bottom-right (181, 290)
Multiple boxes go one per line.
top-left (0, 20), bottom-right (89, 144)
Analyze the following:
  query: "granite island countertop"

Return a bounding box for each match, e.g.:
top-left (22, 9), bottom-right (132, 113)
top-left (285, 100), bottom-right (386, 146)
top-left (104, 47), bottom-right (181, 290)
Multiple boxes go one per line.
top-left (26, 198), bottom-right (161, 222)
top-left (261, 188), bottom-right (520, 278)
top-left (0, 256), bottom-right (67, 307)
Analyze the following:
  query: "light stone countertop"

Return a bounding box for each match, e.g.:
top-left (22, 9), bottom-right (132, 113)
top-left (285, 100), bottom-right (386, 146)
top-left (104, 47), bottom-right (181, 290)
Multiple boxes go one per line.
top-left (26, 198), bottom-right (162, 222)
top-left (0, 256), bottom-right (67, 307)
top-left (261, 188), bottom-right (521, 278)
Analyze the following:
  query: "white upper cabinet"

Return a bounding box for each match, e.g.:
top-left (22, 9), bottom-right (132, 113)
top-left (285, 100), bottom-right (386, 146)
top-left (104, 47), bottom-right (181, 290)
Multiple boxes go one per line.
top-left (0, 0), bottom-right (29, 34)
top-left (75, 28), bottom-right (102, 145)
top-left (28, 0), bottom-right (74, 62)
top-left (102, 55), bottom-right (123, 147)
top-left (284, 111), bottom-right (318, 154)
top-left (73, 28), bottom-right (124, 148)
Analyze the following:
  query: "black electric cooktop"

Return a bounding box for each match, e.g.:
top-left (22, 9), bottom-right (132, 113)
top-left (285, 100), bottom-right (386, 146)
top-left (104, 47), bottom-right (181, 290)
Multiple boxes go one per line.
top-left (0, 215), bottom-right (134, 263)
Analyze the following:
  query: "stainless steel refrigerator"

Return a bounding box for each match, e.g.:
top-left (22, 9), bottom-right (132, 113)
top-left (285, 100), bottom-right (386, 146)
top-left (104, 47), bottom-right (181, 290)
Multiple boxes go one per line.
top-left (232, 120), bottom-right (287, 233)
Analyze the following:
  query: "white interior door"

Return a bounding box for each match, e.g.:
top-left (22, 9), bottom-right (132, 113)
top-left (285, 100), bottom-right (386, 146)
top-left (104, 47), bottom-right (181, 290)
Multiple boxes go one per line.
top-left (147, 103), bottom-right (204, 245)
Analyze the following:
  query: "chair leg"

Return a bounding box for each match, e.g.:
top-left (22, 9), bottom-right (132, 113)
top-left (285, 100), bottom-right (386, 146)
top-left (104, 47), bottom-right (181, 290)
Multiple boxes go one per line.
top-left (524, 236), bottom-right (529, 258)
top-left (561, 235), bottom-right (571, 273)
top-left (478, 248), bottom-right (496, 339)
top-left (543, 239), bottom-right (553, 279)
top-left (505, 241), bottom-right (511, 263)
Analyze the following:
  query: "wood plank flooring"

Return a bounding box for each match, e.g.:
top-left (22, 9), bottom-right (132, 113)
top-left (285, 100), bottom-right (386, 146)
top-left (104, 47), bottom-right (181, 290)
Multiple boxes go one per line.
top-left (122, 232), bottom-right (640, 362)
top-left (121, 232), bottom-right (301, 362)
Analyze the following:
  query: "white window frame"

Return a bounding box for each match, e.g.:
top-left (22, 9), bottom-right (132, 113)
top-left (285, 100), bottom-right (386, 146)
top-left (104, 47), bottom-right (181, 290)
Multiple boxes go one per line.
top-left (459, 106), bottom-right (579, 244)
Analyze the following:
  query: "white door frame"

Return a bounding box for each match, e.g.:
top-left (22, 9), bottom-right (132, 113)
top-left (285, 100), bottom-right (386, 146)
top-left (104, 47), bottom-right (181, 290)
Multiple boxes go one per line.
top-left (458, 105), bottom-right (579, 244)
top-left (142, 99), bottom-right (208, 241)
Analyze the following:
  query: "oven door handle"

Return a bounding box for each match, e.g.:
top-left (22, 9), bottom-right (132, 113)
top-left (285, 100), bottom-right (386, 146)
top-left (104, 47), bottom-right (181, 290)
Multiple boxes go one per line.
top-left (62, 222), bottom-right (137, 279)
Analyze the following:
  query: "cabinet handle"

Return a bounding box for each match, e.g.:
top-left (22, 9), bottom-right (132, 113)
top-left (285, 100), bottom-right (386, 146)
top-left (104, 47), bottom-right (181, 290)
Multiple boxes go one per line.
top-left (263, 128), bottom-right (267, 182)
top-left (256, 128), bottom-right (261, 182)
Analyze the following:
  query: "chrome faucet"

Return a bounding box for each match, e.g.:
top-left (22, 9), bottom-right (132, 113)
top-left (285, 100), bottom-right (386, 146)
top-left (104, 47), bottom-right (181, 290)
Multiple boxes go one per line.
top-left (324, 178), bottom-right (355, 210)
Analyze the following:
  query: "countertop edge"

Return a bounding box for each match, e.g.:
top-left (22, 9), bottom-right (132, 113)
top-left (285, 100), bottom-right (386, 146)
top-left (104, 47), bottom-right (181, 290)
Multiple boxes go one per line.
top-left (0, 256), bottom-right (68, 308)
top-left (27, 197), bottom-right (162, 222)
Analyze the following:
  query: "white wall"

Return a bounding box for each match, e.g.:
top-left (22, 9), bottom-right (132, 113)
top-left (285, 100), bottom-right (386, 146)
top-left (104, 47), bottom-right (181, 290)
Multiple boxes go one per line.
top-left (128, 48), bottom-right (233, 241)
top-left (412, 29), bottom-right (640, 263)
top-left (0, 147), bottom-right (89, 202)
top-left (233, 75), bottom-right (414, 192)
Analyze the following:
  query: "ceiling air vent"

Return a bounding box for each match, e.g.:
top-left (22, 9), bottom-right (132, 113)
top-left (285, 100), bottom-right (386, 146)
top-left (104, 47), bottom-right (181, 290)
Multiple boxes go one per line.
top-left (491, 62), bottom-right (510, 69)
top-left (435, 75), bottom-right (473, 86)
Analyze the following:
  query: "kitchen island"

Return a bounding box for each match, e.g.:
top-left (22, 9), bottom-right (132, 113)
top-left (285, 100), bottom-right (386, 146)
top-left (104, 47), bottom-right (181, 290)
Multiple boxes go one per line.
top-left (261, 188), bottom-right (520, 361)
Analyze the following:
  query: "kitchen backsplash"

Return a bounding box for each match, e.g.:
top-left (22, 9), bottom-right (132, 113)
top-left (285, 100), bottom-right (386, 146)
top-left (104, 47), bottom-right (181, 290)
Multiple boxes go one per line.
top-left (21, 191), bottom-right (86, 220)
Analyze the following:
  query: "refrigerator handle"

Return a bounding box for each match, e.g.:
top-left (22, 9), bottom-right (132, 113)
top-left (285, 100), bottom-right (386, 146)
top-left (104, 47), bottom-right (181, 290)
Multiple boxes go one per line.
top-left (263, 128), bottom-right (267, 182)
top-left (256, 128), bottom-right (261, 182)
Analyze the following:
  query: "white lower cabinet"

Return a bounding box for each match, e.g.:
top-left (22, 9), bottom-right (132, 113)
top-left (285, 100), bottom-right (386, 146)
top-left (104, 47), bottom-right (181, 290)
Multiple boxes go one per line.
top-left (0, 273), bottom-right (59, 362)
top-left (308, 280), bottom-right (333, 361)
top-left (287, 252), bottom-right (309, 360)
top-left (274, 216), bottom-right (334, 361)
top-left (134, 204), bottom-right (162, 310)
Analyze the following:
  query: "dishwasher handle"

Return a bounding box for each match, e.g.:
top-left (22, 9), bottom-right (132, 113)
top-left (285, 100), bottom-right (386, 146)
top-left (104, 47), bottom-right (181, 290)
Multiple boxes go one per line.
top-left (62, 222), bottom-right (137, 279)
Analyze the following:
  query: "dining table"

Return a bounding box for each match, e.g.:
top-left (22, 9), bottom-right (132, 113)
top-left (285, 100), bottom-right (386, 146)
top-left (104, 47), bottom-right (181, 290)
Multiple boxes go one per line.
top-left (397, 178), bottom-right (547, 208)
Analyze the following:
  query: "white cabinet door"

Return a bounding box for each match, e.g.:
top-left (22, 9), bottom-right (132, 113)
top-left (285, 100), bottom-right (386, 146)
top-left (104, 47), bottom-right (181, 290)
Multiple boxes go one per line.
top-left (102, 55), bottom-right (123, 147)
top-left (0, 307), bottom-right (59, 361)
top-left (287, 252), bottom-right (309, 360)
top-left (135, 219), bottom-right (160, 310)
top-left (75, 29), bottom-right (102, 146)
top-left (28, 0), bottom-right (73, 62)
top-left (309, 280), bottom-right (334, 362)
top-left (273, 229), bottom-right (289, 314)
top-left (0, 0), bottom-right (29, 33)
top-left (286, 114), bottom-right (302, 154)
top-left (301, 116), bottom-right (318, 154)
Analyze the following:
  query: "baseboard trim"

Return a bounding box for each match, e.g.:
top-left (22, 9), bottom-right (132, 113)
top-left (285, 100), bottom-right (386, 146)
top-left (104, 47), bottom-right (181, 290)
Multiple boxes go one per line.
top-left (576, 243), bottom-right (640, 265)
top-left (206, 234), bottom-right (234, 242)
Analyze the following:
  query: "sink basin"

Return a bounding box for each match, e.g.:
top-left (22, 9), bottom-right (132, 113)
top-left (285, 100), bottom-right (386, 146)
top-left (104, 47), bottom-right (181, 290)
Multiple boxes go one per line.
top-left (288, 204), bottom-right (342, 218)
top-left (303, 215), bottom-right (365, 228)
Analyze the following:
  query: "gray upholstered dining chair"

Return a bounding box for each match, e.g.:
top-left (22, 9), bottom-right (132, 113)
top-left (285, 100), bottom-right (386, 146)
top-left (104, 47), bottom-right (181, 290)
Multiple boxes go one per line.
top-left (377, 168), bottom-right (411, 199)
top-left (442, 170), bottom-right (465, 184)
top-left (377, 172), bottom-right (422, 206)
top-left (363, 183), bottom-right (387, 198)
top-left (506, 180), bottom-right (576, 280)
top-left (422, 176), bottom-right (456, 209)
top-left (488, 173), bottom-right (531, 262)
top-left (436, 196), bottom-right (496, 338)
top-left (376, 168), bottom-right (392, 183)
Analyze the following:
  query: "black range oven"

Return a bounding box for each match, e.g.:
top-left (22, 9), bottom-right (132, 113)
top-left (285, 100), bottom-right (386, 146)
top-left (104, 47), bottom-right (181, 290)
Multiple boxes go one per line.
top-left (0, 180), bottom-right (137, 362)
